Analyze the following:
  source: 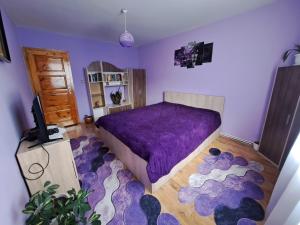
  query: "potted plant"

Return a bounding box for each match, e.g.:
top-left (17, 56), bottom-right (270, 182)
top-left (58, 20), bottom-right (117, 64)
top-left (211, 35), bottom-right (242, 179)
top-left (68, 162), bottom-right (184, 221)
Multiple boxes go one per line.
top-left (282, 44), bottom-right (300, 65)
top-left (22, 181), bottom-right (101, 225)
top-left (110, 86), bottom-right (122, 105)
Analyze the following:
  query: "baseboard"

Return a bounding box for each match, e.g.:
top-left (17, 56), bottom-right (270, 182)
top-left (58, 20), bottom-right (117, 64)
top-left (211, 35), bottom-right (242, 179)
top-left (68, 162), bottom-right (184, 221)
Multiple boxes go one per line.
top-left (220, 132), bottom-right (253, 145)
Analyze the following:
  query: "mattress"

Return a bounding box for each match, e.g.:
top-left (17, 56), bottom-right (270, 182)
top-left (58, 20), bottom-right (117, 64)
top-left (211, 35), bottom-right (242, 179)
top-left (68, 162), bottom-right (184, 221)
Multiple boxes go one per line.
top-left (95, 102), bottom-right (221, 182)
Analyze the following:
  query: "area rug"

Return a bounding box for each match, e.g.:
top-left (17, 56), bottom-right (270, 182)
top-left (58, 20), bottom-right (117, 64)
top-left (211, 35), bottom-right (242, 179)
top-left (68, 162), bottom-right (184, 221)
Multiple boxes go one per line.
top-left (71, 135), bottom-right (180, 225)
top-left (178, 150), bottom-right (265, 225)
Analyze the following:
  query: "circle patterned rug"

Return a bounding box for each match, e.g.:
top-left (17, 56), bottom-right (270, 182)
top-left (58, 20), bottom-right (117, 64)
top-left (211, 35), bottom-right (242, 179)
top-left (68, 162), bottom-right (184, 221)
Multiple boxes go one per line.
top-left (178, 149), bottom-right (265, 225)
top-left (71, 135), bottom-right (180, 225)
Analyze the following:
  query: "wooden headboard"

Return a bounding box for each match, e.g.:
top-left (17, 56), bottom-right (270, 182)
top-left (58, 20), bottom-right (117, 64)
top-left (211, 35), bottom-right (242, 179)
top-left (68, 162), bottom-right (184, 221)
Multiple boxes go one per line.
top-left (164, 91), bottom-right (225, 120)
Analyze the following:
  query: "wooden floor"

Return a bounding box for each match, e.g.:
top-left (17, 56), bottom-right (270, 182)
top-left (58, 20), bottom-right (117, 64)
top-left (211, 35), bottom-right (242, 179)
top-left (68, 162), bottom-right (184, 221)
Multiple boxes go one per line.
top-left (67, 124), bottom-right (278, 225)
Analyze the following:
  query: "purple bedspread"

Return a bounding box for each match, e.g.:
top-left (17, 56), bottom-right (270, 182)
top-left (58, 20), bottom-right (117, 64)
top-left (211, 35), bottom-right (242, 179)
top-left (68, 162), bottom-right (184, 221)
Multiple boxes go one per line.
top-left (95, 102), bottom-right (221, 183)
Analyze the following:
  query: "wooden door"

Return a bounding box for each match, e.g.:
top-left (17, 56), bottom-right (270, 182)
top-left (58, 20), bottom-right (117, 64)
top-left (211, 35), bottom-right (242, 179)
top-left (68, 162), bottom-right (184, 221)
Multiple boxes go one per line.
top-left (25, 48), bottom-right (79, 126)
top-left (132, 69), bottom-right (146, 108)
top-left (259, 66), bottom-right (300, 164)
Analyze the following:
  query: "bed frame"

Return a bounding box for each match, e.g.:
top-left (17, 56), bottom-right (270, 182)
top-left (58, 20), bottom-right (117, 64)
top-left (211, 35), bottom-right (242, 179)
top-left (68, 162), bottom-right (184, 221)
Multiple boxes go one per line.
top-left (98, 91), bottom-right (225, 193)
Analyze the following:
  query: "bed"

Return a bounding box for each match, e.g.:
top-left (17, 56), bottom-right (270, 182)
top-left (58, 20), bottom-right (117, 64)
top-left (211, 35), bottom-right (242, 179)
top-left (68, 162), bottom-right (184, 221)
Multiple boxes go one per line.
top-left (95, 91), bottom-right (225, 192)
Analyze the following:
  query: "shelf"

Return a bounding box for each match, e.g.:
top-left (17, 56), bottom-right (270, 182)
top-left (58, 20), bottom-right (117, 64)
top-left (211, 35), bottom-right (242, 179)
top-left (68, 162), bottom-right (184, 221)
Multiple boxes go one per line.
top-left (87, 71), bottom-right (101, 74)
top-left (106, 102), bottom-right (131, 108)
top-left (103, 81), bottom-right (128, 87)
top-left (93, 106), bottom-right (105, 109)
top-left (91, 92), bottom-right (103, 96)
top-left (104, 84), bottom-right (128, 87)
top-left (102, 72), bottom-right (127, 74)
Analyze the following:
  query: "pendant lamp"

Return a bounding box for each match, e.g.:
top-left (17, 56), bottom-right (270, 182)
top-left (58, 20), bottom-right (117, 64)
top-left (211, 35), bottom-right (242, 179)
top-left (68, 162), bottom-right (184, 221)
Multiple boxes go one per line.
top-left (119, 9), bottom-right (134, 47)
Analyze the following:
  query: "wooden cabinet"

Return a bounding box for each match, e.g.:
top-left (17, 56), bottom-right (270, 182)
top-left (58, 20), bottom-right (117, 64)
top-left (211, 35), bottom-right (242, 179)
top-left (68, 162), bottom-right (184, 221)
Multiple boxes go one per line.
top-left (16, 136), bottom-right (80, 196)
top-left (128, 69), bottom-right (146, 109)
top-left (259, 66), bottom-right (300, 168)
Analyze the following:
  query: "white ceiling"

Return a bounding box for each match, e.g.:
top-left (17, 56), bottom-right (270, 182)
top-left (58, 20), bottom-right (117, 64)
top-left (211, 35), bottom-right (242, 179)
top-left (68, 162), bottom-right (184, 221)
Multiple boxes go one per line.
top-left (0, 0), bottom-right (276, 46)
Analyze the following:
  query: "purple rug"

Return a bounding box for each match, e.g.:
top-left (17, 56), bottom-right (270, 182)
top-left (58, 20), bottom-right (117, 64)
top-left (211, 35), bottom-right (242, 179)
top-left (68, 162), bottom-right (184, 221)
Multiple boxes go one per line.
top-left (71, 135), bottom-right (180, 225)
top-left (178, 150), bottom-right (265, 225)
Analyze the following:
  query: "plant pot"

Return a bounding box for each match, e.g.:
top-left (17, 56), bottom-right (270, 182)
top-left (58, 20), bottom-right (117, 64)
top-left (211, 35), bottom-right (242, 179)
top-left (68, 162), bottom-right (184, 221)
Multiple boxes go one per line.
top-left (84, 115), bottom-right (93, 124)
top-left (295, 54), bottom-right (300, 65)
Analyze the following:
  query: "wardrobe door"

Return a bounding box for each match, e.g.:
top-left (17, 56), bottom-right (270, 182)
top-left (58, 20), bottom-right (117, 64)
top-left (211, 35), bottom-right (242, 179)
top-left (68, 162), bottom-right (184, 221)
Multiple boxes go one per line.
top-left (259, 66), bottom-right (300, 165)
top-left (132, 69), bottom-right (146, 109)
top-left (279, 98), bottom-right (300, 170)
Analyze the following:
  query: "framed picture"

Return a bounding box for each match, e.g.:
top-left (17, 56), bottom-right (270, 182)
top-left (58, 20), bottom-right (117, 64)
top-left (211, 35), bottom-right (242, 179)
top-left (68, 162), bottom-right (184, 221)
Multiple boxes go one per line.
top-left (0, 11), bottom-right (11, 62)
top-left (203, 43), bottom-right (213, 63)
top-left (174, 41), bottom-right (213, 69)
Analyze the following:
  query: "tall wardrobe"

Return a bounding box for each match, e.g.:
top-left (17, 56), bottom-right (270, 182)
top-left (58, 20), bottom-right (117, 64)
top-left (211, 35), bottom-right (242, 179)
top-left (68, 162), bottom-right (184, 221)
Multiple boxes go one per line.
top-left (128, 69), bottom-right (146, 109)
top-left (259, 66), bottom-right (300, 169)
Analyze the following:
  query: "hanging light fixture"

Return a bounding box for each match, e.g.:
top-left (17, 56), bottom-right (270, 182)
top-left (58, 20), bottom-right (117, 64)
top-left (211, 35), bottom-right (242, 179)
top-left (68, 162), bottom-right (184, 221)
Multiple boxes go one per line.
top-left (119, 9), bottom-right (134, 47)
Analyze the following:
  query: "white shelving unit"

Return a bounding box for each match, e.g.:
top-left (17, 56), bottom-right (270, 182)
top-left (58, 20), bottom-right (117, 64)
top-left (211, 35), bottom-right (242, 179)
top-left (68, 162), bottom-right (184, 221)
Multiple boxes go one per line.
top-left (85, 61), bottom-right (131, 120)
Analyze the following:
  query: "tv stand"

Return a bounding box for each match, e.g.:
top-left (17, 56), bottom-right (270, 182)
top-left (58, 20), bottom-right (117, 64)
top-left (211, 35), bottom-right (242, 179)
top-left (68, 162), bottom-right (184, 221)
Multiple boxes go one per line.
top-left (16, 133), bottom-right (80, 195)
top-left (28, 137), bottom-right (63, 148)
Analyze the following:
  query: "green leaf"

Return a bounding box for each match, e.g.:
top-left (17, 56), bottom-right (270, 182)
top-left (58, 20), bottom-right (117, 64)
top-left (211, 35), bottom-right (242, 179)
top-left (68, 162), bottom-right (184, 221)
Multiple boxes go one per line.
top-left (48, 184), bottom-right (59, 190)
top-left (23, 185), bottom-right (101, 225)
top-left (91, 220), bottom-right (101, 225)
top-left (22, 209), bottom-right (35, 214)
top-left (44, 181), bottom-right (51, 188)
top-left (67, 188), bottom-right (76, 197)
top-left (89, 212), bottom-right (100, 222)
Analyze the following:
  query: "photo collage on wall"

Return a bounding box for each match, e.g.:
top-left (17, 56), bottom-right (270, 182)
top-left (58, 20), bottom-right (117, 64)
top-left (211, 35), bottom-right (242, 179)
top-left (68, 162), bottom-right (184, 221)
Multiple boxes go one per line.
top-left (174, 42), bottom-right (213, 69)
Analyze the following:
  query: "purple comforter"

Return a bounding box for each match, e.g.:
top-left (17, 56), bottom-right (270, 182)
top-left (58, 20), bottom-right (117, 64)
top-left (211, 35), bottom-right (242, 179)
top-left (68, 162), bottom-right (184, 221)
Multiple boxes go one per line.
top-left (95, 102), bottom-right (221, 182)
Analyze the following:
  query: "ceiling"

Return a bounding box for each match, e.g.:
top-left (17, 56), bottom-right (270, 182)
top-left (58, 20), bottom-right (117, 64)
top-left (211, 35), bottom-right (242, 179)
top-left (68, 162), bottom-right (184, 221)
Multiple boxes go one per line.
top-left (0, 0), bottom-right (276, 46)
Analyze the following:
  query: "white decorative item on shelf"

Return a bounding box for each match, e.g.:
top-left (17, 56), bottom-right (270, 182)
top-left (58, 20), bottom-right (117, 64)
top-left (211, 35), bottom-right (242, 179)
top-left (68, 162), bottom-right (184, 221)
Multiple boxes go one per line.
top-left (294, 53), bottom-right (300, 65)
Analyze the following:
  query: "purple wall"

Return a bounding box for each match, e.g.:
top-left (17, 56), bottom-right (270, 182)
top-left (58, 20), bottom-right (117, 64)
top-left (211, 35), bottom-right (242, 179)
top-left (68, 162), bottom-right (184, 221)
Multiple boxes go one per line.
top-left (16, 27), bottom-right (140, 120)
top-left (0, 10), bottom-right (33, 224)
top-left (139, 0), bottom-right (300, 142)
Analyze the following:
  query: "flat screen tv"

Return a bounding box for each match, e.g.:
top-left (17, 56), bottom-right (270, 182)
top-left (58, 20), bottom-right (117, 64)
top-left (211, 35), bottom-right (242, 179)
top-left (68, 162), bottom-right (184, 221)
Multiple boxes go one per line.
top-left (31, 96), bottom-right (49, 145)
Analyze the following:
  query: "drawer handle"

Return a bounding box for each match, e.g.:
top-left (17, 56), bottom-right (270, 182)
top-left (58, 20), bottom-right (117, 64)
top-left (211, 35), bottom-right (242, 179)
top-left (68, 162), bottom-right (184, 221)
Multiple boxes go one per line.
top-left (285, 114), bottom-right (291, 126)
top-left (72, 160), bottom-right (78, 179)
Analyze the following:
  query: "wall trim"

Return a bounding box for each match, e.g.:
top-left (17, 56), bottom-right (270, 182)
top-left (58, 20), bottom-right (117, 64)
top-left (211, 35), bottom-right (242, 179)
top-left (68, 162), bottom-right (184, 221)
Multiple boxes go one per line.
top-left (220, 132), bottom-right (253, 145)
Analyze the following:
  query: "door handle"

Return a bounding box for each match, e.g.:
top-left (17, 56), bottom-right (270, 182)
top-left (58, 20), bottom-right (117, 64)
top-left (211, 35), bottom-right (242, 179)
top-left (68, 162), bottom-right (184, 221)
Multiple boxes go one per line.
top-left (285, 114), bottom-right (291, 126)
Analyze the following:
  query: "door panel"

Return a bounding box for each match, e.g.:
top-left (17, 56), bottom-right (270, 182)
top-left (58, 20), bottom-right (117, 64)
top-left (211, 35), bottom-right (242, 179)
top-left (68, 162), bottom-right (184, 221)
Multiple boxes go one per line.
top-left (39, 76), bottom-right (68, 90)
top-left (259, 66), bottom-right (300, 164)
top-left (46, 109), bottom-right (72, 124)
top-left (133, 69), bottom-right (146, 109)
top-left (25, 48), bottom-right (79, 126)
top-left (35, 56), bottom-right (65, 72)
